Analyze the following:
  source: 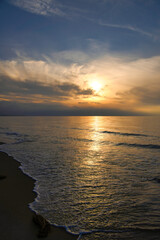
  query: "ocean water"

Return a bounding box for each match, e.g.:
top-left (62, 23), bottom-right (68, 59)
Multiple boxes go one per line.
top-left (0, 116), bottom-right (160, 239)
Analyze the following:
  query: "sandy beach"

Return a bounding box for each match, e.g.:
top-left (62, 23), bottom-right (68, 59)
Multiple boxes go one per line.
top-left (0, 151), bottom-right (77, 240)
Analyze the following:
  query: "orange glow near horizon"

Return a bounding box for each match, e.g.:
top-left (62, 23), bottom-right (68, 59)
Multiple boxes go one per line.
top-left (0, 55), bottom-right (160, 115)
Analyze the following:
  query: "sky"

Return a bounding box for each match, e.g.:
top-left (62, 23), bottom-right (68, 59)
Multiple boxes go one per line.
top-left (0, 0), bottom-right (160, 115)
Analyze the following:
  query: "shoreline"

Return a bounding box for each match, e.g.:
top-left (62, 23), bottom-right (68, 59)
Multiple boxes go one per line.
top-left (0, 151), bottom-right (77, 240)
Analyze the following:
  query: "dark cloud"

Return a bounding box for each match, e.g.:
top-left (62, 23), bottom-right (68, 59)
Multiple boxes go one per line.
top-left (0, 101), bottom-right (65, 116)
top-left (117, 86), bottom-right (160, 105)
top-left (0, 75), bottom-right (94, 99)
top-left (0, 100), bottom-right (140, 116)
top-left (57, 82), bottom-right (94, 95)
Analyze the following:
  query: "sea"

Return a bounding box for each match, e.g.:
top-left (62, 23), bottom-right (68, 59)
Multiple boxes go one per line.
top-left (0, 116), bottom-right (160, 240)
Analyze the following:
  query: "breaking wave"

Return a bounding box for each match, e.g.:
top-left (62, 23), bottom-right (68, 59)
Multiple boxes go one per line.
top-left (101, 130), bottom-right (149, 137)
top-left (116, 142), bottom-right (160, 149)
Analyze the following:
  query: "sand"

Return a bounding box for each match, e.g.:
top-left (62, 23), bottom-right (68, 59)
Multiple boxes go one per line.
top-left (0, 151), bottom-right (77, 240)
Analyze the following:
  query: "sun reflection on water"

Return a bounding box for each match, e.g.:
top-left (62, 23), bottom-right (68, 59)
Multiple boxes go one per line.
top-left (89, 116), bottom-right (103, 152)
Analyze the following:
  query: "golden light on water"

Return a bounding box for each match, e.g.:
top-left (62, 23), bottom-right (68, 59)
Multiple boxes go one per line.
top-left (89, 117), bottom-right (104, 153)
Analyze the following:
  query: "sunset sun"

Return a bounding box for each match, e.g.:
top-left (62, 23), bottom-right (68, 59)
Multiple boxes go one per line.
top-left (91, 81), bottom-right (102, 92)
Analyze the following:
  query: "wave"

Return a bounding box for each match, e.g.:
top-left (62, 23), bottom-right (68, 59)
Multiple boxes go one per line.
top-left (64, 137), bottom-right (94, 143)
top-left (0, 131), bottom-right (28, 138)
top-left (116, 142), bottom-right (160, 149)
top-left (76, 227), bottom-right (160, 240)
top-left (14, 139), bottom-right (34, 144)
top-left (6, 132), bottom-right (20, 136)
top-left (0, 130), bottom-right (33, 145)
top-left (101, 130), bottom-right (148, 137)
top-left (71, 127), bottom-right (89, 131)
top-left (0, 127), bottom-right (9, 130)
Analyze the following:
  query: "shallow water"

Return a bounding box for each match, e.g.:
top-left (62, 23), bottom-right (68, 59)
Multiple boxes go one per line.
top-left (0, 116), bottom-right (160, 239)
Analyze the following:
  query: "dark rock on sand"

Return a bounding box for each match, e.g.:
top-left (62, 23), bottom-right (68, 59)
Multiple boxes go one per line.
top-left (0, 142), bottom-right (5, 145)
top-left (0, 175), bottom-right (6, 180)
top-left (152, 177), bottom-right (160, 183)
top-left (33, 213), bottom-right (51, 238)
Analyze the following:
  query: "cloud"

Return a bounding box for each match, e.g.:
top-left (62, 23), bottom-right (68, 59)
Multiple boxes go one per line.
top-left (1, 52), bottom-right (160, 114)
top-left (98, 20), bottom-right (154, 38)
top-left (50, 50), bottom-right (90, 64)
top-left (7, 0), bottom-right (87, 18)
top-left (8, 0), bottom-right (65, 16)
top-left (117, 86), bottom-right (160, 106)
top-left (0, 100), bottom-right (139, 116)
top-left (0, 58), bottom-right (84, 84)
top-left (7, 0), bottom-right (157, 41)
top-left (0, 75), bottom-right (94, 101)
top-left (0, 100), bottom-right (66, 116)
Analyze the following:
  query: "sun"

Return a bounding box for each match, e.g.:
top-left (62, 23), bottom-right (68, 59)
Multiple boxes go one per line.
top-left (91, 81), bottom-right (102, 92)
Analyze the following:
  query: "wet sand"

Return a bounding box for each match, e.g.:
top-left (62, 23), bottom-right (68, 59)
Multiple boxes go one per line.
top-left (0, 151), bottom-right (77, 240)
